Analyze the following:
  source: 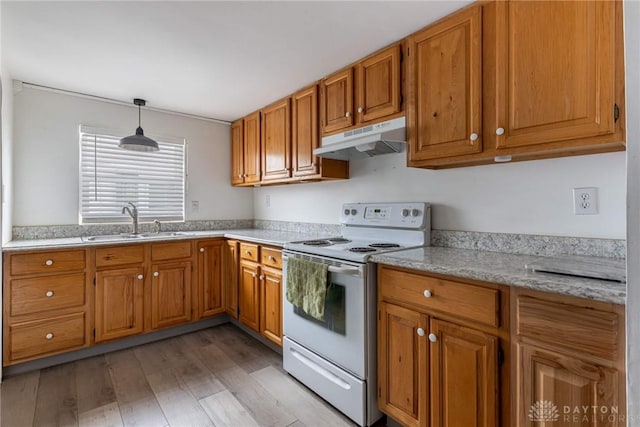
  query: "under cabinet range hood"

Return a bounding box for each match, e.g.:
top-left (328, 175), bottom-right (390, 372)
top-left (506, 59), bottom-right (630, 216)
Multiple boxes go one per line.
top-left (314, 116), bottom-right (406, 161)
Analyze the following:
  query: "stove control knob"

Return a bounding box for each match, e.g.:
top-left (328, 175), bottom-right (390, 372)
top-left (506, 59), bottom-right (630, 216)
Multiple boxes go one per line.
top-left (402, 209), bottom-right (410, 217)
top-left (344, 209), bottom-right (350, 216)
top-left (411, 209), bottom-right (421, 217)
top-left (350, 209), bottom-right (358, 216)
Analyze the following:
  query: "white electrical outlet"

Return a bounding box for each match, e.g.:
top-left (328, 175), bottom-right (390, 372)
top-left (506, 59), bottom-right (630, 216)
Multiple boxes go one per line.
top-left (191, 200), bottom-right (199, 212)
top-left (573, 187), bottom-right (598, 215)
top-left (265, 194), bottom-right (271, 208)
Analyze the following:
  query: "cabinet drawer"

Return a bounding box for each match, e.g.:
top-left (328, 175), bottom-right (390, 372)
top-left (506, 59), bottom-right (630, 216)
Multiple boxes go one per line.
top-left (8, 312), bottom-right (86, 363)
top-left (516, 296), bottom-right (619, 361)
top-left (10, 273), bottom-right (86, 317)
top-left (96, 245), bottom-right (144, 268)
top-left (261, 247), bottom-right (282, 269)
top-left (10, 250), bottom-right (85, 276)
top-left (151, 241), bottom-right (192, 261)
top-left (240, 242), bottom-right (259, 262)
top-left (379, 268), bottom-right (499, 327)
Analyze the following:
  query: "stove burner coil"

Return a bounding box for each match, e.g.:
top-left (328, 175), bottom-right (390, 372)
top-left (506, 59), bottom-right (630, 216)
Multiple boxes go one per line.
top-left (349, 247), bottom-right (377, 253)
top-left (369, 243), bottom-right (401, 248)
top-left (302, 240), bottom-right (332, 246)
top-left (327, 238), bottom-right (352, 243)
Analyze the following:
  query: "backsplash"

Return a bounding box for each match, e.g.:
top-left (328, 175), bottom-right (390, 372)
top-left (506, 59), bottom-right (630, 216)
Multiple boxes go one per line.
top-left (11, 220), bottom-right (626, 259)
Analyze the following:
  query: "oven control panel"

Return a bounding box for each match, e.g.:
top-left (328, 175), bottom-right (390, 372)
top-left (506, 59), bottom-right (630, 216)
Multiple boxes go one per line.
top-left (341, 202), bottom-right (430, 228)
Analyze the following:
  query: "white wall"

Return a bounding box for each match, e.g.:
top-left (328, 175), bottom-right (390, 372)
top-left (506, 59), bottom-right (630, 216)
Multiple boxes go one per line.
top-left (624, 0), bottom-right (640, 421)
top-left (12, 87), bottom-right (253, 226)
top-left (255, 150), bottom-right (626, 239)
top-left (1, 76), bottom-right (12, 243)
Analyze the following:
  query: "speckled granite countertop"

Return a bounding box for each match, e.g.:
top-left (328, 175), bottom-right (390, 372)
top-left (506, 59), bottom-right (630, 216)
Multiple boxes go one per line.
top-left (370, 247), bottom-right (626, 305)
top-left (2, 229), bottom-right (334, 252)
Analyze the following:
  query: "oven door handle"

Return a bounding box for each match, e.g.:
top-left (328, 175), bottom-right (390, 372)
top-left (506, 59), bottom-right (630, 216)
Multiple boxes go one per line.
top-left (327, 265), bottom-right (361, 275)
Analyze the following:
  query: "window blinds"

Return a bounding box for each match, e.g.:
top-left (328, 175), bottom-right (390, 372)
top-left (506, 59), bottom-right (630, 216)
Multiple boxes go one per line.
top-left (79, 126), bottom-right (186, 224)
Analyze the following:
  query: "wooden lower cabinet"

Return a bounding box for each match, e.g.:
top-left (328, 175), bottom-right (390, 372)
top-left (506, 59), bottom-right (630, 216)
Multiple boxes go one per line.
top-left (260, 266), bottom-right (283, 346)
top-left (197, 239), bottom-right (224, 319)
top-left (150, 261), bottom-right (192, 330)
top-left (95, 267), bottom-right (145, 342)
top-left (239, 260), bottom-right (261, 332)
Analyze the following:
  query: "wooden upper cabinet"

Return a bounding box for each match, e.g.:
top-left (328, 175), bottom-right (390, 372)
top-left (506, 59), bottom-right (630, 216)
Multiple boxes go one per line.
top-left (292, 84), bottom-right (320, 177)
top-left (357, 44), bottom-right (402, 123)
top-left (321, 67), bottom-right (354, 134)
top-left (408, 5), bottom-right (482, 162)
top-left (430, 319), bottom-right (497, 427)
top-left (494, 1), bottom-right (618, 150)
top-left (243, 112), bottom-right (261, 184)
top-left (261, 98), bottom-right (291, 181)
top-left (230, 119), bottom-right (244, 185)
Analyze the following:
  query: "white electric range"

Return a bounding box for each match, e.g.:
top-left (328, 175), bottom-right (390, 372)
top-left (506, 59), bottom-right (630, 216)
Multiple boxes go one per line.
top-left (282, 202), bottom-right (431, 427)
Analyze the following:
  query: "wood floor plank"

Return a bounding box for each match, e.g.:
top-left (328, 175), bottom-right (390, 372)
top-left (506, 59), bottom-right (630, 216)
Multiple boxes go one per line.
top-left (286, 421), bottom-right (306, 427)
top-left (0, 369), bottom-right (40, 427)
top-left (199, 390), bottom-right (260, 427)
top-left (182, 338), bottom-right (236, 373)
top-left (145, 369), bottom-right (214, 427)
top-left (76, 355), bottom-right (117, 415)
top-left (106, 349), bottom-right (168, 427)
top-left (132, 340), bottom-right (173, 376)
top-left (251, 366), bottom-right (355, 427)
top-left (78, 401), bottom-right (123, 427)
top-left (204, 326), bottom-right (282, 373)
top-left (33, 362), bottom-right (78, 427)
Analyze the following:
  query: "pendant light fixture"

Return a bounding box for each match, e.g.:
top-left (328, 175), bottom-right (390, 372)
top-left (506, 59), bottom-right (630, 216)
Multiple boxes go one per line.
top-left (119, 98), bottom-right (159, 152)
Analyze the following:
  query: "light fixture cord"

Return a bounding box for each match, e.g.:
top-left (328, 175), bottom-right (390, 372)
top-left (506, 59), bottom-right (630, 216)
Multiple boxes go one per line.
top-left (138, 104), bottom-right (141, 127)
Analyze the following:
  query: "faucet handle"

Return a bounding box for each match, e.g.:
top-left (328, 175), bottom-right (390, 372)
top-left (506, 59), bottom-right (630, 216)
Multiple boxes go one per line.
top-left (153, 219), bottom-right (162, 233)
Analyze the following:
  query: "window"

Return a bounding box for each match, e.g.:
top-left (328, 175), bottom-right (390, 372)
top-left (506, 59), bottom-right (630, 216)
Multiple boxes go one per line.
top-left (79, 126), bottom-right (186, 224)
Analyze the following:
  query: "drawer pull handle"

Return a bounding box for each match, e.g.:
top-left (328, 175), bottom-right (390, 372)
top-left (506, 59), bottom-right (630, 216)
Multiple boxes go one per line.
top-left (137, 274), bottom-right (143, 280)
top-left (268, 255), bottom-right (276, 261)
top-left (45, 333), bottom-right (54, 340)
top-left (246, 250), bottom-right (252, 255)
top-left (423, 290), bottom-right (432, 298)
top-left (45, 259), bottom-right (54, 266)
top-left (200, 248), bottom-right (205, 253)
top-left (428, 333), bottom-right (438, 343)
top-left (417, 328), bottom-right (425, 337)
top-left (45, 291), bottom-right (54, 298)
top-left (153, 272), bottom-right (159, 277)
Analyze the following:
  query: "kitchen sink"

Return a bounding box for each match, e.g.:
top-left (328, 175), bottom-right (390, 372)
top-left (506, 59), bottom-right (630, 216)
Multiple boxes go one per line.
top-left (81, 231), bottom-right (194, 242)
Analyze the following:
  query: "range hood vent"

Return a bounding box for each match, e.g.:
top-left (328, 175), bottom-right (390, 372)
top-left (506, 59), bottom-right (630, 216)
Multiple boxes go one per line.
top-left (314, 116), bottom-right (406, 161)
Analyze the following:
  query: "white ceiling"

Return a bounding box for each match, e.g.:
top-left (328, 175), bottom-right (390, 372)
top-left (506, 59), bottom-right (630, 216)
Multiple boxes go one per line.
top-left (1, 1), bottom-right (470, 122)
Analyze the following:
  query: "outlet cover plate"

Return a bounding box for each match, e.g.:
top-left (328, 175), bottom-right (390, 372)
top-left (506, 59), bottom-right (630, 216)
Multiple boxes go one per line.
top-left (573, 187), bottom-right (598, 215)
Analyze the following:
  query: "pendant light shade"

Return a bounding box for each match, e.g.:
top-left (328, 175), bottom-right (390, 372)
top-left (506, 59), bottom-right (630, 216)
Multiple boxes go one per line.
top-left (119, 98), bottom-right (159, 152)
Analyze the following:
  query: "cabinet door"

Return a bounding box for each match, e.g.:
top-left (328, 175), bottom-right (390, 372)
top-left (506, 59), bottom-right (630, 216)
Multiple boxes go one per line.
top-left (430, 319), bottom-right (497, 427)
top-left (292, 84), bottom-right (320, 177)
top-left (197, 240), bottom-right (224, 319)
top-left (224, 240), bottom-right (239, 318)
top-left (239, 260), bottom-right (260, 332)
top-left (261, 98), bottom-right (291, 181)
top-left (357, 44), bottom-right (401, 123)
top-left (321, 67), bottom-right (354, 134)
top-left (378, 302), bottom-right (428, 427)
top-left (95, 267), bottom-right (144, 342)
top-left (494, 1), bottom-right (617, 150)
top-left (243, 111), bottom-right (261, 184)
top-left (407, 4), bottom-right (482, 162)
top-left (231, 119), bottom-right (244, 185)
top-left (517, 344), bottom-right (620, 427)
top-left (260, 267), bottom-right (282, 346)
top-left (150, 261), bottom-right (192, 330)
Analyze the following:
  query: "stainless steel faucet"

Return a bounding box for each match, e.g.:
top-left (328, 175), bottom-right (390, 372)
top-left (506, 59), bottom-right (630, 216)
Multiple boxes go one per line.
top-left (153, 219), bottom-right (162, 234)
top-left (121, 202), bottom-right (139, 235)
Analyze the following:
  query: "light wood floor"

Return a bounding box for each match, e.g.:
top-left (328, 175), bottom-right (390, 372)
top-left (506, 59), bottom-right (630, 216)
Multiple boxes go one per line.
top-left (0, 324), bottom-right (359, 427)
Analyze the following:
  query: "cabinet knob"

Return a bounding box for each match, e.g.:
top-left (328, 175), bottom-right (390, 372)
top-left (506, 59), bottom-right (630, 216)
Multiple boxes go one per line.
top-left (245, 250), bottom-right (252, 255)
top-left (251, 272), bottom-right (257, 278)
top-left (423, 290), bottom-right (432, 298)
top-left (45, 333), bottom-right (54, 340)
top-left (45, 290), bottom-right (54, 298)
top-left (428, 333), bottom-right (438, 343)
top-left (153, 272), bottom-right (159, 277)
top-left (268, 255), bottom-right (275, 261)
top-left (200, 248), bottom-right (205, 253)
top-left (345, 112), bottom-right (351, 118)
top-left (470, 133), bottom-right (479, 142)
top-left (357, 107), bottom-right (364, 113)
top-left (45, 259), bottom-right (54, 266)
top-left (496, 127), bottom-right (505, 136)
top-left (137, 274), bottom-right (143, 280)
top-left (417, 328), bottom-right (425, 337)
top-left (259, 275), bottom-right (265, 280)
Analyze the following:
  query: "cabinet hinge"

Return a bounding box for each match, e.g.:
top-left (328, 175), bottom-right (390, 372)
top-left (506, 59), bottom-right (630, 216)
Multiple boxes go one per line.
top-left (406, 47), bottom-right (410, 57)
top-left (497, 347), bottom-right (504, 367)
top-left (614, 103), bottom-right (620, 123)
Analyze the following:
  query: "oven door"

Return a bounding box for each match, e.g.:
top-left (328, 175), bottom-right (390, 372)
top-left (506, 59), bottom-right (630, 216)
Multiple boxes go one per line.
top-left (282, 250), bottom-right (369, 378)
